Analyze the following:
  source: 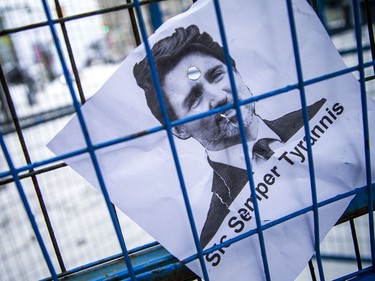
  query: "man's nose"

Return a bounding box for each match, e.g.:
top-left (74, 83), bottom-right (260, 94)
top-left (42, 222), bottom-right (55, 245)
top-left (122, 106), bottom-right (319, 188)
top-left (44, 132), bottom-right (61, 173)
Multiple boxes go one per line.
top-left (206, 86), bottom-right (229, 110)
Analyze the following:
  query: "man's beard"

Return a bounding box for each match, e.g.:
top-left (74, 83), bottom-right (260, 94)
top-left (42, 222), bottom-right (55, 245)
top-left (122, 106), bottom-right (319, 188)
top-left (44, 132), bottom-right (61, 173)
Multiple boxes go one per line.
top-left (208, 117), bottom-right (241, 147)
top-left (208, 108), bottom-right (255, 148)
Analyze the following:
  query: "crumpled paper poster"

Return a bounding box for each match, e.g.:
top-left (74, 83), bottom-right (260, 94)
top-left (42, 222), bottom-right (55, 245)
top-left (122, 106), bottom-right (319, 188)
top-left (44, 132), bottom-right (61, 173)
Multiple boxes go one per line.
top-left (48, 0), bottom-right (375, 280)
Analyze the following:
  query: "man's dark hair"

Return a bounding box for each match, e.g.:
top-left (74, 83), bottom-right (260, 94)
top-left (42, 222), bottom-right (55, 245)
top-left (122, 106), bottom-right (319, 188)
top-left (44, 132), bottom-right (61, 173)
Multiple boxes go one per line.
top-left (133, 24), bottom-right (236, 125)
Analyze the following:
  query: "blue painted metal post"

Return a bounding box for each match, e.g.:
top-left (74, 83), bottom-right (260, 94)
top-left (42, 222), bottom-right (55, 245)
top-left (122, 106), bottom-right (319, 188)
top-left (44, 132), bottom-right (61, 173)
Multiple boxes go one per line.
top-left (40, 0), bottom-right (136, 279)
top-left (286, 0), bottom-right (325, 280)
top-left (315, 0), bottom-right (328, 31)
top-left (211, 0), bottom-right (272, 280)
top-left (149, 2), bottom-right (163, 31)
top-left (132, 0), bottom-right (210, 280)
top-left (352, 0), bottom-right (375, 268)
top-left (0, 133), bottom-right (59, 281)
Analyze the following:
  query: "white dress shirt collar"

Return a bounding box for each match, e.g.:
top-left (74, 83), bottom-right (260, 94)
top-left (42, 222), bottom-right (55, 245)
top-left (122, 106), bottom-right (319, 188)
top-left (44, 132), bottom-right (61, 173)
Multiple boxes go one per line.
top-left (207, 117), bottom-right (281, 170)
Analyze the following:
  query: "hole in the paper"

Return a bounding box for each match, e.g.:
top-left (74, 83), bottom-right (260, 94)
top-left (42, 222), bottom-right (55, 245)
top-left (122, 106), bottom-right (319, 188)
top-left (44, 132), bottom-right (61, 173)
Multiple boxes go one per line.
top-left (187, 66), bottom-right (201, 80)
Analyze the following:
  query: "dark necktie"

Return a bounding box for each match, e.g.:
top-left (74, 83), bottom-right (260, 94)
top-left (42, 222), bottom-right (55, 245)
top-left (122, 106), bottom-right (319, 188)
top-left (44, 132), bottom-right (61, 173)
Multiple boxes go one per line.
top-left (253, 138), bottom-right (275, 160)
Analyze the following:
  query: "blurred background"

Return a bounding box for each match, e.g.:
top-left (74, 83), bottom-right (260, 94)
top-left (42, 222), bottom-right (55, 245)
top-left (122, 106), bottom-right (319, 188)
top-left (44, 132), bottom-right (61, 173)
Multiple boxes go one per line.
top-left (0, 0), bottom-right (374, 280)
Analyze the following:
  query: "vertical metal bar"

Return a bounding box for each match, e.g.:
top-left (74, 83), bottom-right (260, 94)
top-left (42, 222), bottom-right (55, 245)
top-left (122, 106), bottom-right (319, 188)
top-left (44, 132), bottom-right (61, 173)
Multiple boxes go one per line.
top-left (309, 0), bottom-right (318, 13)
top-left (308, 259), bottom-right (317, 281)
top-left (0, 87), bottom-right (11, 123)
top-left (211, 0), bottom-right (271, 280)
top-left (149, 2), bottom-right (163, 31)
top-left (364, 0), bottom-right (375, 74)
top-left (126, 0), bottom-right (142, 46)
top-left (349, 219), bottom-right (363, 270)
top-left (315, 0), bottom-right (328, 30)
top-left (54, 0), bottom-right (86, 105)
top-left (0, 63), bottom-right (66, 273)
top-left (352, 0), bottom-right (375, 268)
top-left (0, 133), bottom-right (58, 281)
top-left (54, 0), bottom-right (124, 230)
top-left (285, 1), bottom-right (325, 280)
top-left (40, 0), bottom-right (137, 279)
top-left (131, 1), bottom-right (210, 280)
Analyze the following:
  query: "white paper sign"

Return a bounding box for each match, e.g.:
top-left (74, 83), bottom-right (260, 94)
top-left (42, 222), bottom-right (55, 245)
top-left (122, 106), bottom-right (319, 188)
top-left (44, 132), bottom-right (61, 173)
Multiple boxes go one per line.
top-left (48, 0), bottom-right (375, 280)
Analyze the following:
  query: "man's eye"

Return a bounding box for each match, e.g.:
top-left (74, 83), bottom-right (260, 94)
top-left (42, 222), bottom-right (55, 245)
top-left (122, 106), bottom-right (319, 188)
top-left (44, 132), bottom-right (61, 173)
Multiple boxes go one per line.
top-left (190, 96), bottom-right (201, 109)
top-left (212, 70), bottom-right (224, 82)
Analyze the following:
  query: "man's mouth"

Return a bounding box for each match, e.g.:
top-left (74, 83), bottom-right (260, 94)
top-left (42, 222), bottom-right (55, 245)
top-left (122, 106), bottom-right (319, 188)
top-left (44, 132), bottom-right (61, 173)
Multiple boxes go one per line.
top-left (222, 109), bottom-right (237, 119)
top-left (217, 109), bottom-right (238, 127)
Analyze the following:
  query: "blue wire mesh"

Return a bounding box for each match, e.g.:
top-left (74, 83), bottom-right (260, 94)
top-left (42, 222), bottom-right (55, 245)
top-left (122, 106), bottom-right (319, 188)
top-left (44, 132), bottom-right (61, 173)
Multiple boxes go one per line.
top-left (0, 0), bottom-right (374, 280)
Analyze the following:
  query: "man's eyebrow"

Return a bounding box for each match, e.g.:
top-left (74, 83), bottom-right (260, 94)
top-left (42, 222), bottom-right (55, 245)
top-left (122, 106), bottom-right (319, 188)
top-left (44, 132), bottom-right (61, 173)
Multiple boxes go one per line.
top-left (205, 64), bottom-right (224, 82)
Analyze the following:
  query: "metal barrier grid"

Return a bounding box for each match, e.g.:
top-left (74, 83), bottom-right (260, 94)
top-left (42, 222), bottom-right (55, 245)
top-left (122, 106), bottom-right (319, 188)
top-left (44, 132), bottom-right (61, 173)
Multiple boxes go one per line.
top-left (0, 0), bottom-right (374, 280)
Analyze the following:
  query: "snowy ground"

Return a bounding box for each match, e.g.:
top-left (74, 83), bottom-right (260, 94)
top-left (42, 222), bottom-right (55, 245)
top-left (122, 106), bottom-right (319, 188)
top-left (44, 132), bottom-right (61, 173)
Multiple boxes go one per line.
top-left (1, 28), bottom-right (374, 281)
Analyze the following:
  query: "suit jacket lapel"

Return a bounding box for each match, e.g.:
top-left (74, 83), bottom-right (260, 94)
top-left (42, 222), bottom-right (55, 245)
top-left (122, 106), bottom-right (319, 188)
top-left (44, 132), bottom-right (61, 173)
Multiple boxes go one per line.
top-left (200, 158), bottom-right (248, 249)
top-left (264, 98), bottom-right (326, 142)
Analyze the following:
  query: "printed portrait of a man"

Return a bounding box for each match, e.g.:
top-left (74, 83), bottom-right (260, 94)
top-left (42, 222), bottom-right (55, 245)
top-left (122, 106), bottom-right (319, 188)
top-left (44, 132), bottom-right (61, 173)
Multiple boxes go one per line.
top-left (133, 24), bottom-right (326, 249)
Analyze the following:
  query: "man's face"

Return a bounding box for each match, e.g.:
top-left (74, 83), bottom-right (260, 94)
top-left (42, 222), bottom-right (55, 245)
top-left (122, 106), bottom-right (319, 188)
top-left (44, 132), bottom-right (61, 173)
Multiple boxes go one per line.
top-left (163, 52), bottom-right (258, 151)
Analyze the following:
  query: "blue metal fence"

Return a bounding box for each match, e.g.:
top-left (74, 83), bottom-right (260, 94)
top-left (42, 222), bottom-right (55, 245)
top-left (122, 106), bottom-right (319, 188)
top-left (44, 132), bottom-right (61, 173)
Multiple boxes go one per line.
top-left (0, 0), bottom-right (374, 280)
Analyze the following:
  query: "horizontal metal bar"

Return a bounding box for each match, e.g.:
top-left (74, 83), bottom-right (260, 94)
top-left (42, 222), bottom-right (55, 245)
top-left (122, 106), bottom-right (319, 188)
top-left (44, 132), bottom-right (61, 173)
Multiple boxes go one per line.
top-left (190, 185), bottom-right (375, 267)
top-left (0, 0), bottom-right (165, 37)
top-left (339, 44), bottom-right (371, 56)
top-left (0, 104), bottom-right (75, 135)
top-left (39, 184), bottom-right (375, 281)
top-left (1, 60), bottom-right (374, 181)
top-left (40, 242), bottom-right (159, 281)
top-left (337, 185), bottom-right (375, 224)
top-left (0, 162), bottom-right (66, 187)
top-left (41, 242), bottom-right (197, 281)
top-left (319, 254), bottom-right (372, 264)
top-left (333, 266), bottom-right (375, 281)
top-left (1, 53), bottom-right (373, 137)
